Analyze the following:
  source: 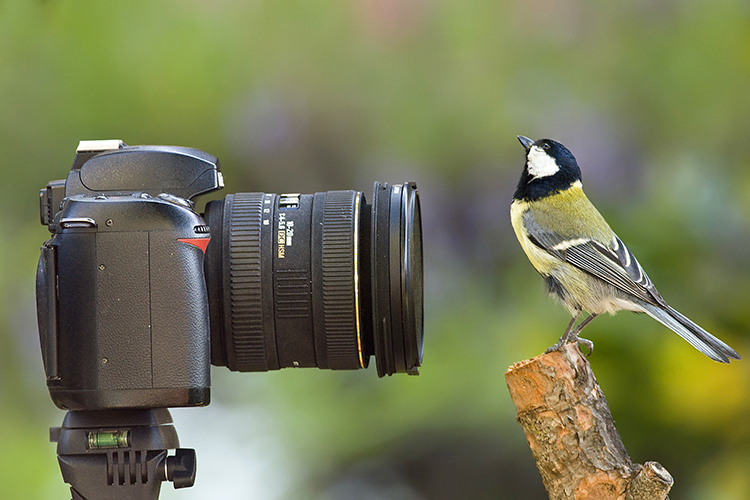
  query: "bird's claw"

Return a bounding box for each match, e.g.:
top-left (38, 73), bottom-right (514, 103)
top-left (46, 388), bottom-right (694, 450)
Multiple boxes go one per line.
top-left (544, 335), bottom-right (594, 357)
top-left (576, 336), bottom-right (594, 357)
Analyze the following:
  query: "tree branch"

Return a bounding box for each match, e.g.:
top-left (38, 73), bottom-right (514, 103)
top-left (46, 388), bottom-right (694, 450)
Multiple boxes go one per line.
top-left (505, 343), bottom-right (673, 500)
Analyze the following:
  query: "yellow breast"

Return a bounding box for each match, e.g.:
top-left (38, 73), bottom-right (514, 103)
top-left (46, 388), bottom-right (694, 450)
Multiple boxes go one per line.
top-left (509, 198), bottom-right (559, 276)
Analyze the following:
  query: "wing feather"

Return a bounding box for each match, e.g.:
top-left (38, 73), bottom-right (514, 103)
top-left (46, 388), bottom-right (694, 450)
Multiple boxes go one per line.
top-left (565, 241), bottom-right (658, 304)
top-left (522, 209), bottom-right (665, 307)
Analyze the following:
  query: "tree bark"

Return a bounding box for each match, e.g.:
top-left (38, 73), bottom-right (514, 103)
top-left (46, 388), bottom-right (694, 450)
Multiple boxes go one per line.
top-left (505, 343), bottom-right (673, 500)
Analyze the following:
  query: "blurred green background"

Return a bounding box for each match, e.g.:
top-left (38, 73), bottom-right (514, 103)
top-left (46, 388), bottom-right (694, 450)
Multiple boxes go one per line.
top-left (2, 0), bottom-right (750, 498)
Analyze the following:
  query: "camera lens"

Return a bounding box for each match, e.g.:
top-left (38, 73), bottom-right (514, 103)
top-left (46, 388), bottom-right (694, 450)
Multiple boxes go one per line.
top-left (203, 182), bottom-right (422, 377)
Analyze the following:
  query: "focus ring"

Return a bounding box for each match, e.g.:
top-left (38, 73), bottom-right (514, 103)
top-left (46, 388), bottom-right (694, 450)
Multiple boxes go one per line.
top-left (227, 193), bottom-right (267, 371)
top-left (321, 191), bottom-right (360, 369)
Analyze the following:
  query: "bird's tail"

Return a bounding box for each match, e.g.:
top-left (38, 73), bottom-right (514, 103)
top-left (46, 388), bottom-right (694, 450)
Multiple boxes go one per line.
top-left (640, 303), bottom-right (741, 363)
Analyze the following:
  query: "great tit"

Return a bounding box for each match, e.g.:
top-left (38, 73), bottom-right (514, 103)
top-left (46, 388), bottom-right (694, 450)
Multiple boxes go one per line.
top-left (510, 135), bottom-right (741, 363)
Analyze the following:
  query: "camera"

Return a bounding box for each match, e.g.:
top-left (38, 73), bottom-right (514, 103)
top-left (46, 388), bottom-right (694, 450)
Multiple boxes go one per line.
top-left (36, 140), bottom-right (423, 499)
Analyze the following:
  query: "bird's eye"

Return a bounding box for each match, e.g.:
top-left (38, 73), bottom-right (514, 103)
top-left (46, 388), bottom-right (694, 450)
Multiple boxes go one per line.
top-left (542, 143), bottom-right (551, 150)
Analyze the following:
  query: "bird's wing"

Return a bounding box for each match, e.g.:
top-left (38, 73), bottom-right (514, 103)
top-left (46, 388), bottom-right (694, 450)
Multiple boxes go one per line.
top-left (566, 236), bottom-right (667, 307)
top-left (522, 210), bottom-right (667, 307)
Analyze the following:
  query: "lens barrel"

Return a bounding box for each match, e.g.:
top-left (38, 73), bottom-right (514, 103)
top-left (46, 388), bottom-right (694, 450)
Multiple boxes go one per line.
top-left (204, 182), bottom-right (422, 377)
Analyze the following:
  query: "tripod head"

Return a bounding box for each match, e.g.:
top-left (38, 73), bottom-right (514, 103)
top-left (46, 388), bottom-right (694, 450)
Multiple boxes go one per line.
top-left (51, 409), bottom-right (195, 500)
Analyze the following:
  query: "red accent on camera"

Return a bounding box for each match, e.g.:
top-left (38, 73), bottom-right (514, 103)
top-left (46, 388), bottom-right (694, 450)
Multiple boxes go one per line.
top-left (177, 238), bottom-right (211, 253)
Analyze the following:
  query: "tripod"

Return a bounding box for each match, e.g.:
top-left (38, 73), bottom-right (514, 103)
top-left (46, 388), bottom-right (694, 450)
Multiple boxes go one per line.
top-left (51, 409), bottom-right (196, 500)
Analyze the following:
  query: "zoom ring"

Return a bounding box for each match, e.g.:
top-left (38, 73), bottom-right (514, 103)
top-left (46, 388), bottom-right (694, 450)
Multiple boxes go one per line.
top-left (321, 191), bottom-right (360, 368)
top-left (228, 193), bottom-right (267, 371)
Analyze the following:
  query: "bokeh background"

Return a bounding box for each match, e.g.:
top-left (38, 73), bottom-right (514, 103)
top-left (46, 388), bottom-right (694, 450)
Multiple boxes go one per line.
top-left (2, 1), bottom-right (750, 498)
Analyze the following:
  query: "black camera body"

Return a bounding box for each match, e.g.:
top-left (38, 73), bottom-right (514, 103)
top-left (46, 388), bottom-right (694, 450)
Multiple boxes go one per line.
top-left (38, 142), bottom-right (221, 411)
top-left (36, 140), bottom-right (423, 499)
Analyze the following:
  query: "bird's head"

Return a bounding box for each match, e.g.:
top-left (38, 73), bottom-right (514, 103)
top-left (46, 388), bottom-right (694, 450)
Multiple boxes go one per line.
top-left (514, 136), bottom-right (582, 201)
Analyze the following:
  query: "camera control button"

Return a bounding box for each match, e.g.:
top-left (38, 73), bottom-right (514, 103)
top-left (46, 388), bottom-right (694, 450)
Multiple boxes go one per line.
top-left (158, 192), bottom-right (193, 208)
top-left (60, 217), bottom-right (97, 229)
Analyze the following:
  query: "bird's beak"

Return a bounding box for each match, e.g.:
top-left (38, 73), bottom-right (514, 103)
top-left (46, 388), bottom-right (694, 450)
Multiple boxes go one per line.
top-left (517, 135), bottom-right (534, 152)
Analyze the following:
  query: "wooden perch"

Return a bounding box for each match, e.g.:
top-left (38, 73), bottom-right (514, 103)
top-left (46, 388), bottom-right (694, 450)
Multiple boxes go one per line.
top-left (505, 343), bottom-right (673, 500)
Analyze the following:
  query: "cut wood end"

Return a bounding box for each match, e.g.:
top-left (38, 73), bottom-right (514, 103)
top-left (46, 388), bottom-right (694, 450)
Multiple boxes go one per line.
top-left (505, 344), bottom-right (588, 413)
top-left (505, 343), bottom-right (587, 374)
top-left (625, 461), bottom-right (673, 500)
top-left (644, 462), bottom-right (673, 485)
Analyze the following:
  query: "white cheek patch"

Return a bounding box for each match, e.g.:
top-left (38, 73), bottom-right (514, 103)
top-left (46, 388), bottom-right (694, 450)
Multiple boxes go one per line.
top-left (526, 146), bottom-right (560, 179)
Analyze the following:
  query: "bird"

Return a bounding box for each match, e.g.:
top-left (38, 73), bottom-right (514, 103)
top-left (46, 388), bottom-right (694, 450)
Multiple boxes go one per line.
top-left (510, 135), bottom-right (741, 363)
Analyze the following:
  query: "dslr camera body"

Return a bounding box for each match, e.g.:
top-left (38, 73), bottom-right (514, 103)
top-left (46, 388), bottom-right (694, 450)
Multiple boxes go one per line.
top-left (37, 140), bottom-right (423, 499)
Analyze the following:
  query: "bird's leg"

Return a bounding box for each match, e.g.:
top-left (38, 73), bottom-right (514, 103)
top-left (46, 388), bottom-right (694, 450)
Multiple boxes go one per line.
top-left (568, 313), bottom-right (599, 357)
top-left (545, 311), bottom-right (580, 354)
